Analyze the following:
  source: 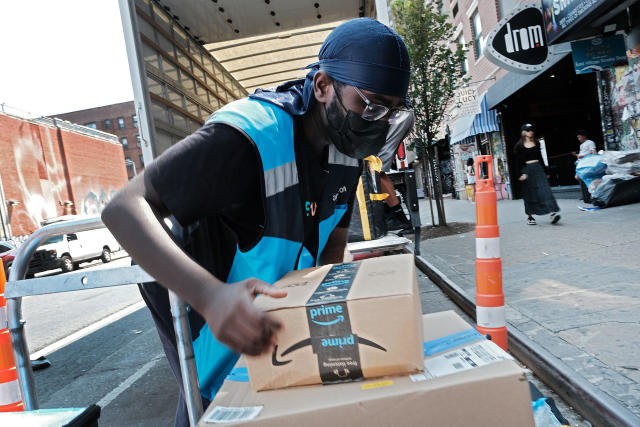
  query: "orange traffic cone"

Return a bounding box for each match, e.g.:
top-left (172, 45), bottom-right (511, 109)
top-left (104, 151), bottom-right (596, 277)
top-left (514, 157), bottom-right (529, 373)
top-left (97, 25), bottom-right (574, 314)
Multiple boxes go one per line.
top-left (474, 156), bottom-right (508, 351)
top-left (0, 259), bottom-right (24, 412)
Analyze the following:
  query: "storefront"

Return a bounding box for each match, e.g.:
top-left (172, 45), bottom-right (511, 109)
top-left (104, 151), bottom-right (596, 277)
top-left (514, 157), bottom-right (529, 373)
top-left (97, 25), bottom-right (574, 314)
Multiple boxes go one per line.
top-left (541, 0), bottom-right (640, 152)
top-left (488, 52), bottom-right (603, 197)
top-left (449, 94), bottom-right (510, 199)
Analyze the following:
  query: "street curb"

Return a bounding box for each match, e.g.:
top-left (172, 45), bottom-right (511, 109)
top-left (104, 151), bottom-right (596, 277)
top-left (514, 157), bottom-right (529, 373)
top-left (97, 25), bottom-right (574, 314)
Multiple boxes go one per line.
top-left (411, 252), bottom-right (640, 427)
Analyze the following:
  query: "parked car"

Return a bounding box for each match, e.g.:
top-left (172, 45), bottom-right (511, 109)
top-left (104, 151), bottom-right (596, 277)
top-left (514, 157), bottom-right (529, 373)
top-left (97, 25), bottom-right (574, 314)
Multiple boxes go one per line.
top-left (0, 240), bottom-right (57, 278)
top-left (0, 240), bottom-right (16, 277)
top-left (32, 228), bottom-right (121, 274)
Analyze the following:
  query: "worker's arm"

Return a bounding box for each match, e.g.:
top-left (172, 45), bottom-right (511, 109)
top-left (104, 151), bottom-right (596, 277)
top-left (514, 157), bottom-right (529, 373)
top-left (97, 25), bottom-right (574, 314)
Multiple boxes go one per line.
top-left (101, 173), bottom-right (285, 355)
top-left (319, 226), bottom-right (349, 265)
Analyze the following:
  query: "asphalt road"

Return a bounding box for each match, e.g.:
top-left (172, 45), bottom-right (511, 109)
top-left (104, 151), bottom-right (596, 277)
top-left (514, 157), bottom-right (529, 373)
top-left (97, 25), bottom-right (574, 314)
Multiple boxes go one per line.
top-left (23, 253), bottom-right (142, 353)
top-left (17, 254), bottom-right (177, 425)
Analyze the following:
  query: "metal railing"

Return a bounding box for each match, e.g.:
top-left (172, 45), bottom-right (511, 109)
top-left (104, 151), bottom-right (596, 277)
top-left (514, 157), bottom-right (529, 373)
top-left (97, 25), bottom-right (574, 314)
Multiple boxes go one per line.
top-left (4, 217), bottom-right (203, 425)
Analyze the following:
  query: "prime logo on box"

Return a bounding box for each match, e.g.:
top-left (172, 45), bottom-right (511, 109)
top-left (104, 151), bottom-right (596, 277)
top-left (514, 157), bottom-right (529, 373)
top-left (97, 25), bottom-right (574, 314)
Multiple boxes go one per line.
top-left (485, 4), bottom-right (552, 74)
top-left (270, 263), bottom-right (387, 383)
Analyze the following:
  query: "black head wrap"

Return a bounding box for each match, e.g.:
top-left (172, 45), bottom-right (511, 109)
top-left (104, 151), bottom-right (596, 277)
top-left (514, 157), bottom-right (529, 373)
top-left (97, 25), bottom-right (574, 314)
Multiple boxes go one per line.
top-left (251, 18), bottom-right (410, 115)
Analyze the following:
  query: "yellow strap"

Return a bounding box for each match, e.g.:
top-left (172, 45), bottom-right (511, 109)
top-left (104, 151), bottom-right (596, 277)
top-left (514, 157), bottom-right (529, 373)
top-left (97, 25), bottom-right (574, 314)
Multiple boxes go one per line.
top-left (364, 155), bottom-right (383, 172)
top-left (355, 177), bottom-right (371, 241)
top-left (369, 193), bottom-right (389, 201)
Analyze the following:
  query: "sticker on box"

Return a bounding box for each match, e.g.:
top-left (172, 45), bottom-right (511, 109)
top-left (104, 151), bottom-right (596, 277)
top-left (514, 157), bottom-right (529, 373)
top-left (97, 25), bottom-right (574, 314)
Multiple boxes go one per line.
top-left (203, 406), bottom-right (263, 424)
top-left (423, 340), bottom-right (513, 378)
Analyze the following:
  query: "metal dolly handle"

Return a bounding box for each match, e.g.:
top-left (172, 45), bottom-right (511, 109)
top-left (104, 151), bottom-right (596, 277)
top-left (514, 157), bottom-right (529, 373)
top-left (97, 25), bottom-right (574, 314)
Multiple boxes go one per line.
top-left (4, 217), bottom-right (203, 426)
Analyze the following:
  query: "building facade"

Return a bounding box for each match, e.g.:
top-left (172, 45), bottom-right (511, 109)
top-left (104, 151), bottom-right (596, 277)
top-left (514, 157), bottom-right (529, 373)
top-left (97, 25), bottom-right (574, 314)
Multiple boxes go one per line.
top-left (0, 111), bottom-right (128, 239)
top-left (54, 101), bottom-right (142, 180)
top-left (445, 0), bottom-right (640, 200)
top-left (444, 0), bottom-right (512, 200)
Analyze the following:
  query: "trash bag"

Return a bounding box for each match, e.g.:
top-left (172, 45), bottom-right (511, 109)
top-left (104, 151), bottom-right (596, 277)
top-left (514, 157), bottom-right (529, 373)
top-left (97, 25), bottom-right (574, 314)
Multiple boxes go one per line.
top-left (532, 398), bottom-right (563, 427)
top-left (592, 174), bottom-right (640, 208)
top-left (575, 154), bottom-right (607, 188)
top-left (601, 149), bottom-right (640, 175)
top-left (348, 156), bottom-right (388, 242)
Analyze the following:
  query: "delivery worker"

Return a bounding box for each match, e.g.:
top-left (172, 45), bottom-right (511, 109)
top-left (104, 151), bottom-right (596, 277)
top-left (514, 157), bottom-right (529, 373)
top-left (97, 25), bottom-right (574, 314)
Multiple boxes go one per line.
top-left (102, 18), bottom-right (412, 427)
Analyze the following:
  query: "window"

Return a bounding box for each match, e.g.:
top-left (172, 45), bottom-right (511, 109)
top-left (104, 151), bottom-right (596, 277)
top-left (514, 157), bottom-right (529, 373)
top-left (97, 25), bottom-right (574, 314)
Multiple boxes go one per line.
top-left (117, 117), bottom-right (125, 129)
top-left (458, 34), bottom-right (468, 74)
top-left (472, 11), bottom-right (486, 59)
top-left (44, 235), bottom-right (64, 244)
top-left (121, 137), bottom-right (129, 149)
top-left (84, 122), bottom-right (97, 129)
top-left (125, 156), bottom-right (132, 164)
top-left (104, 119), bottom-right (112, 129)
top-left (133, 115), bottom-right (138, 128)
top-left (136, 135), bottom-right (141, 147)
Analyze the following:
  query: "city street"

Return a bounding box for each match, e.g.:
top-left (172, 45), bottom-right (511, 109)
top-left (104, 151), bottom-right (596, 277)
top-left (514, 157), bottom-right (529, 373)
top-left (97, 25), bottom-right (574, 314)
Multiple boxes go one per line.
top-left (24, 253), bottom-right (141, 354)
top-left (16, 253), bottom-right (178, 426)
top-left (417, 197), bottom-right (640, 416)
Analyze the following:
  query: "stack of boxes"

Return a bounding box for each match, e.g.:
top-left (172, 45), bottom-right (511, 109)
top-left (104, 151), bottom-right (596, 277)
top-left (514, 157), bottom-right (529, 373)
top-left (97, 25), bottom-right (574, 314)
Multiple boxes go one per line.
top-left (199, 254), bottom-right (534, 426)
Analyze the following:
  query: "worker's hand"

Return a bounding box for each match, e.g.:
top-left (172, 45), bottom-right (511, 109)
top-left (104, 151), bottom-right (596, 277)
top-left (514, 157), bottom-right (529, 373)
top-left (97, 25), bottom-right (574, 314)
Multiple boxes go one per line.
top-left (203, 278), bottom-right (287, 356)
top-left (518, 174), bottom-right (527, 181)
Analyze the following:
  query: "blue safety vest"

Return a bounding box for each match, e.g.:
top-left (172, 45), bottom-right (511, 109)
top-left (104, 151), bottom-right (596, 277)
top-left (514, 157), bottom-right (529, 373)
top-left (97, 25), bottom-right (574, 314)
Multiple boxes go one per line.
top-left (191, 98), bottom-right (361, 399)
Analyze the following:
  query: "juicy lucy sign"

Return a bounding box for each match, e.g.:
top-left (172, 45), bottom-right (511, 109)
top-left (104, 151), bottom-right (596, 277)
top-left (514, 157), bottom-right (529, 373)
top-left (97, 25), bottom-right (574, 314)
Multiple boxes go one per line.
top-left (485, 4), bottom-right (552, 74)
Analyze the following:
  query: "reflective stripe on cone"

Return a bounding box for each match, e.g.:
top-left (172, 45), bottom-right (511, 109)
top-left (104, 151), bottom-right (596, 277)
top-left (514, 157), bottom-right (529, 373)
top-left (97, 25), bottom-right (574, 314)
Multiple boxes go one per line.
top-left (477, 306), bottom-right (506, 328)
top-left (476, 237), bottom-right (500, 259)
top-left (0, 378), bottom-right (21, 407)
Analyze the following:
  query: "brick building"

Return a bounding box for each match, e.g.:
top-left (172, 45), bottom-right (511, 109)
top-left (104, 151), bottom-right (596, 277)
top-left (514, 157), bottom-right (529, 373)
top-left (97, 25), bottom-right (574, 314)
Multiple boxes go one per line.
top-left (0, 112), bottom-right (128, 239)
top-left (54, 101), bottom-right (143, 180)
top-left (443, 0), bottom-right (520, 200)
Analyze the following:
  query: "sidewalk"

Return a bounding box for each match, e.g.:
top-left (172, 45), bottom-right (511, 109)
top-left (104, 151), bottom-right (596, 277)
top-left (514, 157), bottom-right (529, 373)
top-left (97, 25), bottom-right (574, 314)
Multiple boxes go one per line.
top-left (416, 197), bottom-right (640, 416)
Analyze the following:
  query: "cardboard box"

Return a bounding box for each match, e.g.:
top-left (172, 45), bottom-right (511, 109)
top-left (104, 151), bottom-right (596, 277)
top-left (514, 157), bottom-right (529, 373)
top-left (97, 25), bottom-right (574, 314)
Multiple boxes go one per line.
top-left (247, 254), bottom-right (424, 391)
top-left (199, 311), bottom-right (534, 427)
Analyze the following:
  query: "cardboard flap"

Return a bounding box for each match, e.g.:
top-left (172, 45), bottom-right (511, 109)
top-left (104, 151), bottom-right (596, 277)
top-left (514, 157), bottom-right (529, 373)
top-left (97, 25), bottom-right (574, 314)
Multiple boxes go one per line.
top-left (255, 254), bottom-right (416, 312)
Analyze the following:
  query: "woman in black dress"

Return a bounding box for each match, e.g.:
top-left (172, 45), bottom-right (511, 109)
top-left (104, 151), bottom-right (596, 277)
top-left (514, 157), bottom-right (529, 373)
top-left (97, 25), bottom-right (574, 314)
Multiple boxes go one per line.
top-left (514, 124), bottom-right (561, 225)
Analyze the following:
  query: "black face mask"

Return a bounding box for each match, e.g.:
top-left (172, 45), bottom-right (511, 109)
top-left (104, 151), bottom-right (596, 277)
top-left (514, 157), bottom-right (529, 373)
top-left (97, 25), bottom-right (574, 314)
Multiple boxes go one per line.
top-left (324, 88), bottom-right (390, 160)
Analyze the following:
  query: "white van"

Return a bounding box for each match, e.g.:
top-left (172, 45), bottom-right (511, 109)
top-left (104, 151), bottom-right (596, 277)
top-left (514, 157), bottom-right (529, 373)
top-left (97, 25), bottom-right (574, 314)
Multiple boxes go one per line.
top-left (33, 221), bottom-right (122, 274)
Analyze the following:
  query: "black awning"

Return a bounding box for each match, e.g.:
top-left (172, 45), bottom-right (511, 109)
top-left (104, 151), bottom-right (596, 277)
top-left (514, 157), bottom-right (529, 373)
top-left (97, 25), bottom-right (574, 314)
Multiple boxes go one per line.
top-left (486, 43), bottom-right (571, 110)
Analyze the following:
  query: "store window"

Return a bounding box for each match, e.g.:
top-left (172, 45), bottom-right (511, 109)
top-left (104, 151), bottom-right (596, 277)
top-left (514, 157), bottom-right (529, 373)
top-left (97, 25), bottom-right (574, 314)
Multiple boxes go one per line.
top-left (104, 119), bottom-right (112, 129)
top-left (133, 115), bottom-right (138, 128)
top-left (458, 34), bottom-right (468, 74)
top-left (84, 122), bottom-right (97, 129)
top-left (117, 117), bottom-right (125, 129)
top-left (471, 11), bottom-right (485, 59)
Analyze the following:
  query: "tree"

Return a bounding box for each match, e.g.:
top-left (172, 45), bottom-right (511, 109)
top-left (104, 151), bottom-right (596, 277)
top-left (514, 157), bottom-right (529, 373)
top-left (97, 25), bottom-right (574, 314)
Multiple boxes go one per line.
top-left (391, 0), bottom-right (468, 226)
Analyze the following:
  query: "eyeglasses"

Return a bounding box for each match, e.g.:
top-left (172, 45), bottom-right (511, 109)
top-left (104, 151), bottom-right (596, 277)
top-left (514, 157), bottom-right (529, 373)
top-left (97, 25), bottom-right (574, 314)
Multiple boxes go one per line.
top-left (352, 86), bottom-right (409, 122)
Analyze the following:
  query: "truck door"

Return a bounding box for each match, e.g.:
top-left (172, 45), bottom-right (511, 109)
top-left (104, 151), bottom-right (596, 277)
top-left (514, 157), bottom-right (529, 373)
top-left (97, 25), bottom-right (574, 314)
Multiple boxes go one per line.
top-left (66, 234), bottom-right (85, 259)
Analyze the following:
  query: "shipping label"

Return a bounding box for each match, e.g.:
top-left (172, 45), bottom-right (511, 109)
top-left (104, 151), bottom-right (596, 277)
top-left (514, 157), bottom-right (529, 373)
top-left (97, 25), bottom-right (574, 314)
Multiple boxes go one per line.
top-left (203, 406), bottom-right (263, 424)
top-left (423, 340), bottom-right (513, 378)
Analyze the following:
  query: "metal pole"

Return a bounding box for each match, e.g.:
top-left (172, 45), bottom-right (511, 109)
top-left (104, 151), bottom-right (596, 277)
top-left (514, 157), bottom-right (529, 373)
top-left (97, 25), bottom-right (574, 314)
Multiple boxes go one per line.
top-left (0, 173), bottom-right (11, 239)
top-left (595, 70), bottom-right (616, 151)
top-left (7, 216), bottom-right (104, 410)
top-left (169, 291), bottom-right (203, 426)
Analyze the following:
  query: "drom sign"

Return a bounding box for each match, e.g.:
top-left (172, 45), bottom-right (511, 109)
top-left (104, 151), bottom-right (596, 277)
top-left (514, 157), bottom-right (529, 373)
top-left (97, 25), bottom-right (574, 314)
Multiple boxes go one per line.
top-left (485, 4), bottom-right (553, 74)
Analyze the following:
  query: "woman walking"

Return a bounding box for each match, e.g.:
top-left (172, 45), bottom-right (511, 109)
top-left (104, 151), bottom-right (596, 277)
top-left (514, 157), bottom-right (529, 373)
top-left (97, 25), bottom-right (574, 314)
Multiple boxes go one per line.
top-left (514, 124), bottom-right (561, 225)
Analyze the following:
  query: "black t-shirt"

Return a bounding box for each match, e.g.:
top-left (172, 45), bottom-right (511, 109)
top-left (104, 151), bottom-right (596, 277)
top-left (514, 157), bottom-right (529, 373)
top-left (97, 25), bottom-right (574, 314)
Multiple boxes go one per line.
top-left (145, 120), bottom-right (356, 281)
